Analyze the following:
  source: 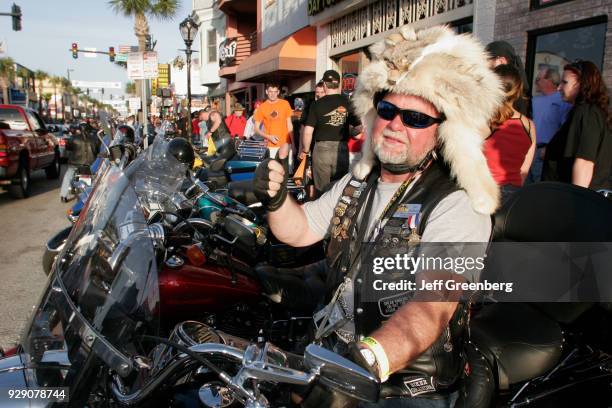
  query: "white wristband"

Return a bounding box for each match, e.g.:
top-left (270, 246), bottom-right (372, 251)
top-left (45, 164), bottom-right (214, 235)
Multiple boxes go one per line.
top-left (360, 336), bottom-right (390, 382)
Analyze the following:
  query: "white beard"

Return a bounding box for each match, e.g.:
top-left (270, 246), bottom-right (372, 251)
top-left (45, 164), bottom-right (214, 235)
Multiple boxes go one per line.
top-left (373, 128), bottom-right (429, 166)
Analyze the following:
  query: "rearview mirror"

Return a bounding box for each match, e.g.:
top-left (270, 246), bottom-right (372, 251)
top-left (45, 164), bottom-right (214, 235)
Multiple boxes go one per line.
top-left (304, 344), bottom-right (379, 402)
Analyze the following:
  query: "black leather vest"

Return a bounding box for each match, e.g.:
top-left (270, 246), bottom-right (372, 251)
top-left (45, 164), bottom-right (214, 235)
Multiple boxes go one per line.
top-left (325, 161), bottom-right (468, 398)
top-left (207, 117), bottom-right (232, 145)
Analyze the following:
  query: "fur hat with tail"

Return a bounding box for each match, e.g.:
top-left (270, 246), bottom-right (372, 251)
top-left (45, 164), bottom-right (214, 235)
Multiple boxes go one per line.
top-left (351, 26), bottom-right (504, 214)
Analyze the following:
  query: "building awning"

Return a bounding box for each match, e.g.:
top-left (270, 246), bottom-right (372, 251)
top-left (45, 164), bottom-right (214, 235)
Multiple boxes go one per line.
top-left (208, 85), bottom-right (227, 98)
top-left (236, 27), bottom-right (316, 82)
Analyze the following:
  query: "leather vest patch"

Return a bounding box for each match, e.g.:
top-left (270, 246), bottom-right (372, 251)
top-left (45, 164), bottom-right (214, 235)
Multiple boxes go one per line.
top-left (325, 160), bottom-right (468, 395)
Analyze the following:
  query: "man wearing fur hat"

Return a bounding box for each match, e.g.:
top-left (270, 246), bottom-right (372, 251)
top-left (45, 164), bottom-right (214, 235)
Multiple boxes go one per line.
top-left (254, 26), bottom-right (503, 406)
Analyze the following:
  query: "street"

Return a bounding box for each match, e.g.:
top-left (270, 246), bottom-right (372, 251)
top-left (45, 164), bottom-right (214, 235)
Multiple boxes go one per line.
top-left (0, 167), bottom-right (71, 349)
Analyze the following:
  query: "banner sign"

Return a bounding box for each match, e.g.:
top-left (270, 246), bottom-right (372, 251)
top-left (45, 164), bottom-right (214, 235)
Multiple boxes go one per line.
top-left (83, 47), bottom-right (97, 58)
top-left (71, 81), bottom-right (122, 89)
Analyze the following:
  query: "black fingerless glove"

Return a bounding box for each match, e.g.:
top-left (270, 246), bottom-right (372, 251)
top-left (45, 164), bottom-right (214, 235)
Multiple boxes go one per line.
top-left (253, 155), bottom-right (289, 211)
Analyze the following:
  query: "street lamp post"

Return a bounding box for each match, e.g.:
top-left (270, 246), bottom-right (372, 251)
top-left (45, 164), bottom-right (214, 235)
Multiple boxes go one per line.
top-left (179, 15), bottom-right (199, 138)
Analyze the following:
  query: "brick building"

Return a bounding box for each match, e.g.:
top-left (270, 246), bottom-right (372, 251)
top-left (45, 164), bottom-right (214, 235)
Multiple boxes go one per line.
top-left (493, 0), bottom-right (612, 97)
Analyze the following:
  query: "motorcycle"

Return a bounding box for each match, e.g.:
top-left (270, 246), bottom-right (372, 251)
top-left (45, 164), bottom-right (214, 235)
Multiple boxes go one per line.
top-left (462, 182), bottom-right (612, 407)
top-left (46, 136), bottom-right (323, 342)
top-left (0, 136), bottom-right (375, 407)
top-left (197, 137), bottom-right (269, 190)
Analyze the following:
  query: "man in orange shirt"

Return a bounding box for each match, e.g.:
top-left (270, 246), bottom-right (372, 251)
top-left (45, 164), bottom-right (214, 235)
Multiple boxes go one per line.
top-left (254, 83), bottom-right (294, 168)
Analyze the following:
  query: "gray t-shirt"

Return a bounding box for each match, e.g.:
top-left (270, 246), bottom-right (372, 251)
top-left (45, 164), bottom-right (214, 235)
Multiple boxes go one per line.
top-left (305, 173), bottom-right (491, 342)
top-left (304, 173), bottom-right (492, 244)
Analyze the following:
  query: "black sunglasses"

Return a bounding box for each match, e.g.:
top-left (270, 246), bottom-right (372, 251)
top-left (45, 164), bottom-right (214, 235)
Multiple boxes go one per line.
top-left (376, 100), bottom-right (445, 129)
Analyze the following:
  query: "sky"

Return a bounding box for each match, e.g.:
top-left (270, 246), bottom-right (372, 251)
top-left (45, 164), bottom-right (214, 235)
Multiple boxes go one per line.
top-left (1, 0), bottom-right (198, 100)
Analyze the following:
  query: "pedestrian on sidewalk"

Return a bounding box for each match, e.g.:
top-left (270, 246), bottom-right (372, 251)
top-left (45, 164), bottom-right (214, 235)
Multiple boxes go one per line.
top-left (244, 100), bottom-right (263, 140)
top-left (300, 70), bottom-right (361, 196)
top-left (191, 110), bottom-right (201, 145)
top-left (225, 102), bottom-right (247, 139)
top-left (486, 41), bottom-right (531, 116)
top-left (198, 108), bottom-right (210, 148)
top-left (204, 109), bottom-right (232, 157)
top-left (483, 64), bottom-right (536, 203)
top-left (254, 83), bottom-right (294, 167)
top-left (526, 67), bottom-right (572, 183)
top-left (543, 60), bottom-right (612, 190)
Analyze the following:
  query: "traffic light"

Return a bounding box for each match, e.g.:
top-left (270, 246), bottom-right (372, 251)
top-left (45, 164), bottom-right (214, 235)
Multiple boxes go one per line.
top-left (11, 3), bottom-right (21, 31)
top-left (145, 35), bottom-right (152, 51)
top-left (71, 42), bottom-right (78, 59)
top-left (109, 46), bottom-right (115, 62)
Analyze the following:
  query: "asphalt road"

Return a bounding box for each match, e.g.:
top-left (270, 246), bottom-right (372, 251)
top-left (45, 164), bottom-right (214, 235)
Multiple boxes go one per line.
top-left (0, 166), bottom-right (72, 349)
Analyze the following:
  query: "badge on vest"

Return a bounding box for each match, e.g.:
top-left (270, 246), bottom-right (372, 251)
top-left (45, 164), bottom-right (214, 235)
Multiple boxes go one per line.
top-left (377, 292), bottom-right (413, 317)
top-left (404, 377), bottom-right (437, 397)
top-left (394, 203), bottom-right (421, 219)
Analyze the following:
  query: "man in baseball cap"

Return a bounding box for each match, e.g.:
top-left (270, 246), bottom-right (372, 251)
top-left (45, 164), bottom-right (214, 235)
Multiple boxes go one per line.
top-left (321, 69), bottom-right (341, 84)
top-left (300, 69), bottom-right (361, 195)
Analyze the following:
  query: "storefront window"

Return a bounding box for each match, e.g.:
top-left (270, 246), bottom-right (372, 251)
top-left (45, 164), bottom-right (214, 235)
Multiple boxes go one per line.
top-left (450, 18), bottom-right (473, 34)
top-left (529, 21), bottom-right (606, 96)
top-left (532, 0), bottom-right (574, 10)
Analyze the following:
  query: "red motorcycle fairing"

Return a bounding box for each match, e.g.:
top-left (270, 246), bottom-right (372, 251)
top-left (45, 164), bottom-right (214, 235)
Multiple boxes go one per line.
top-left (159, 262), bottom-right (262, 321)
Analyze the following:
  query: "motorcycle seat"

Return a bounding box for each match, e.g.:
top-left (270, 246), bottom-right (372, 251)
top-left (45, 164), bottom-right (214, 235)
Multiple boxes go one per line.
top-left (254, 261), bottom-right (327, 314)
top-left (201, 156), bottom-right (227, 172)
top-left (493, 181), bottom-right (612, 242)
top-left (469, 302), bottom-right (563, 390)
top-left (490, 181), bottom-right (612, 323)
top-left (228, 180), bottom-right (260, 206)
top-left (76, 165), bottom-right (92, 175)
top-left (196, 168), bottom-right (229, 190)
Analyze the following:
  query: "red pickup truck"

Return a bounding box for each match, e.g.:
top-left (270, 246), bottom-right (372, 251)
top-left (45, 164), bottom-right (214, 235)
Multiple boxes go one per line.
top-left (0, 105), bottom-right (60, 198)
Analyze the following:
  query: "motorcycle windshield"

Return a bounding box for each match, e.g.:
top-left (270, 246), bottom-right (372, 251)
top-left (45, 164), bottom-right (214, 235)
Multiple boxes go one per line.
top-left (20, 137), bottom-right (187, 396)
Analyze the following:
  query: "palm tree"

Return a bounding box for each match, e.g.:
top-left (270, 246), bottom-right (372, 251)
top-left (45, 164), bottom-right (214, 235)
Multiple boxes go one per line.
top-left (49, 76), bottom-right (62, 122)
top-left (43, 93), bottom-right (52, 118)
top-left (125, 81), bottom-right (136, 95)
top-left (0, 58), bottom-right (15, 105)
top-left (109, 0), bottom-right (179, 120)
top-left (109, 0), bottom-right (179, 51)
top-left (59, 77), bottom-right (74, 119)
top-left (34, 70), bottom-right (48, 116)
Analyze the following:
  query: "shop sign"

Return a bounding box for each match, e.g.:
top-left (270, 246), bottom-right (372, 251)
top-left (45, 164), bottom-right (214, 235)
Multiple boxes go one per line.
top-left (308, 0), bottom-right (346, 16)
top-left (219, 39), bottom-right (238, 68)
top-left (127, 51), bottom-right (158, 80)
top-left (342, 73), bottom-right (357, 97)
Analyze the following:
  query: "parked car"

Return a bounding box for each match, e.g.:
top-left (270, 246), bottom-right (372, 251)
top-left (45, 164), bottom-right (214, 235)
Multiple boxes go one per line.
top-left (0, 105), bottom-right (60, 198)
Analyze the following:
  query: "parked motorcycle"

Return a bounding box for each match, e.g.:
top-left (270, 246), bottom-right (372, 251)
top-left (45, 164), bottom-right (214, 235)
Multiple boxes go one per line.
top-left (197, 137), bottom-right (269, 190)
top-left (462, 182), bottom-right (612, 407)
top-left (1, 136), bottom-right (372, 407)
